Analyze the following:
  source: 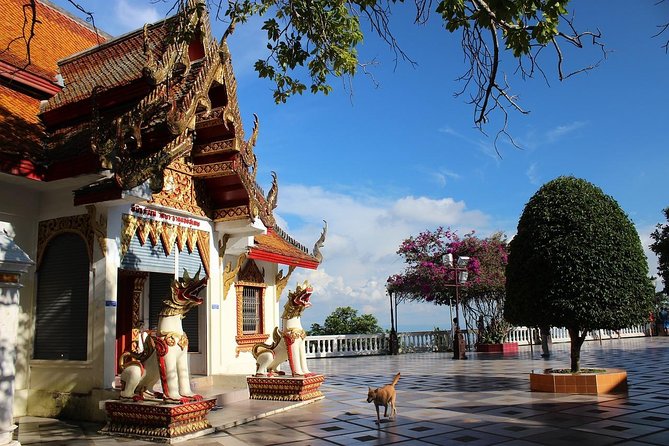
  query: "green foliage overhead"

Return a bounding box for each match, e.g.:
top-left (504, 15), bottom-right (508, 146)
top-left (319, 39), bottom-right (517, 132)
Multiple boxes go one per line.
top-left (221, 0), bottom-right (610, 133)
top-left (309, 306), bottom-right (384, 335)
top-left (505, 176), bottom-right (654, 370)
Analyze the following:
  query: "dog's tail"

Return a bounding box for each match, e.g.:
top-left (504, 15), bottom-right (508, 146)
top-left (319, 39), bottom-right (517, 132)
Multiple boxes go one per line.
top-left (391, 372), bottom-right (401, 386)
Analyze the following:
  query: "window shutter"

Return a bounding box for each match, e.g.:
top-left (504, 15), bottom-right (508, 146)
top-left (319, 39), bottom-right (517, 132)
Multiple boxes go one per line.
top-left (121, 235), bottom-right (175, 274)
top-left (34, 233), bottom-right (89, 360)
top-left (177, 243), bottom-right (204, 278)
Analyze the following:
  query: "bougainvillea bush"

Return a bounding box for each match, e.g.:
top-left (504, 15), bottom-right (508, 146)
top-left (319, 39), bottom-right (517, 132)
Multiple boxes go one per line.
top-left (387, 227), bottom-right (511, 343)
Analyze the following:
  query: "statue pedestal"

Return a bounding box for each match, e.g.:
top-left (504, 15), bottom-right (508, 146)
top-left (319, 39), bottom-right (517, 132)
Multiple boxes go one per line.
top-left (99, 399), bottom-right (216, 443)
top-left (247, 374), bottom-right (325, 401)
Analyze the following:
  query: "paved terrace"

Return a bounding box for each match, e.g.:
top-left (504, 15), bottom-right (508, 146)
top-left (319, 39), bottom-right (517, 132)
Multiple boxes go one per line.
top-left (14, 336), bottom-right (669, 445)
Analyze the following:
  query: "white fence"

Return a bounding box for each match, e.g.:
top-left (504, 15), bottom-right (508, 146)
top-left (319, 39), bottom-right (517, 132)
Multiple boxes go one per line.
top-left (505, 325), bottom-right (647, 345)
top-left (305, 325), bottom-right (647, 358)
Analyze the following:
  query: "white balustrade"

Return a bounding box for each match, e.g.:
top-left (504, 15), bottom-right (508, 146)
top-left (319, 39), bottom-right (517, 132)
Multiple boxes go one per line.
top-left (304, 325), bottom-right (648, 358)
top-left (504, 325), bottom-right (646, 345)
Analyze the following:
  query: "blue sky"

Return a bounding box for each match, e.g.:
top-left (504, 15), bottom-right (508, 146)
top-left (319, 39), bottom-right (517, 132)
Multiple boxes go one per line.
top-left (52, 0), bottom-right (669, 331)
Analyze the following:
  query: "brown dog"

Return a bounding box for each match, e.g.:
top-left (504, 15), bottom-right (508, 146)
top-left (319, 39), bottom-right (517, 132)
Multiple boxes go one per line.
top-left (367, 372), bottom-right (400, 424)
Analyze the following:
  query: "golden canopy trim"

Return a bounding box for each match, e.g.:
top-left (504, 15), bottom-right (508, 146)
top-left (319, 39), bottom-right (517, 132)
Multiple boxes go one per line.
top-left (120, 214), bottom-right (210, 277)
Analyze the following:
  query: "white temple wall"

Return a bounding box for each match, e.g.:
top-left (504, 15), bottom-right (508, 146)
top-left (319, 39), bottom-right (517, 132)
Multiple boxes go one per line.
top-left (0, 177), bottom-right (287, 418)
top-left (24, 188), bottom-right (107, 419)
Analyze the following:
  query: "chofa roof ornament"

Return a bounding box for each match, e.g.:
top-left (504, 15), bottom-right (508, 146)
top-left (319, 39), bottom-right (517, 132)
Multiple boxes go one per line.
top-left (312, 220), bottom-right (327, 263)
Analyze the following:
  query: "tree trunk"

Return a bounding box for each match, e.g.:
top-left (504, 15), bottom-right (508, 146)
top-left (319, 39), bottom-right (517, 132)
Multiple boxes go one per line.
top-left (567, 327), bottom-right (586, 372)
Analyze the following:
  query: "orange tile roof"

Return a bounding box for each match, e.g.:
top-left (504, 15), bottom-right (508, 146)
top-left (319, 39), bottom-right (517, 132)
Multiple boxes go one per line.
top-left (0, 0), bottom-right (105, 177)
top-left (0, 85), bottom-right (44, 176)
top-left (250, 228), bottom-right (320, 270)
top-left (0, 83), bottom-right (41, 124)
top-left (43, 17), bottom-right (176, 112)
top-left (0, 0), bottom-right (103, 81)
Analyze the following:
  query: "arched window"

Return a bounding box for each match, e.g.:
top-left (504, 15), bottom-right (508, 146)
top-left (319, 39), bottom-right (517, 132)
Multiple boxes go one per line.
top-left (33, 232), bottom-right (90, 360)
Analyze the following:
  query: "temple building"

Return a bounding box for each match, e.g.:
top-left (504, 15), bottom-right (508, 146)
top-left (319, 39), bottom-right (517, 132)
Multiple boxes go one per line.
top-left (0, 0), bottom-right (322, 420)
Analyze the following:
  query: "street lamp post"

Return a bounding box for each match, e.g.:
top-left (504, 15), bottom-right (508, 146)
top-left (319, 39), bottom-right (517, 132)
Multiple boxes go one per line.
top-left (388, 291), bottom-right (399, 355)
top-left (444, 253), bottom-right (469, 360)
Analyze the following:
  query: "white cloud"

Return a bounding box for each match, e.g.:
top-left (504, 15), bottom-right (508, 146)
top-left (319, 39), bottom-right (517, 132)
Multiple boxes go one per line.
top-left (274, 185), bottom-right (498, 330)
top-left (546, 121), bottom-right (587, 143)
top-left (431, 169), bottom-right (462, 187)
top-left (114, 0), bottom-right (161, 32)
top-left (526, 162), bottom-right (540, 185)
top-left (390, 196), bottom-right (489, 226)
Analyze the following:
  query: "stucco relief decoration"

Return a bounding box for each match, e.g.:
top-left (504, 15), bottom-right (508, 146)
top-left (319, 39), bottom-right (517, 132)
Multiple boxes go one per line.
top-left (37, 214), bottom-right (96, 268)
top-left (160, 222), bottom-right (178, 256)
top-left (238, 258), bottom-right (265, 285)
top-left (196, 231), bottom-right (211, 277)
top-left (151, 160), bottom-right (208, 218)
top-left (275, 265), bottom-right (296, 302)
top-left (86, 205), bottom-right (108, 255)
top-left (223, 253), bottom-right (246, 300)
top-left (213, 205), bottom-right (250, 222)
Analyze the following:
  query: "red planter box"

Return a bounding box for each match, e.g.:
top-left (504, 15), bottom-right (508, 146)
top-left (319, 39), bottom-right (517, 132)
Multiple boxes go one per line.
top-left (475, 342), bottom-right (519, 353)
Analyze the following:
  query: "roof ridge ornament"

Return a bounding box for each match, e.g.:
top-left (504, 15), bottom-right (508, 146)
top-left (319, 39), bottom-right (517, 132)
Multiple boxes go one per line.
top-left (312, 220), bottom-right (327, 263)
top-left (266, 171), bottom-right (278, 212)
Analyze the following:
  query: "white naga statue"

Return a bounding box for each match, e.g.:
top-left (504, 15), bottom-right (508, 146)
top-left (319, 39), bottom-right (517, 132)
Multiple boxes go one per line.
top-left (252, 281), bottom-right (314, 376)
top-left (118, 269), bottom-right (207, 403)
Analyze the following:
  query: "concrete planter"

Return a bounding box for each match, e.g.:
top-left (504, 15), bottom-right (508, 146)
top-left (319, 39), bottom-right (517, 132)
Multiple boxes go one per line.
top-left (530, 368), bottom-right (627, 394)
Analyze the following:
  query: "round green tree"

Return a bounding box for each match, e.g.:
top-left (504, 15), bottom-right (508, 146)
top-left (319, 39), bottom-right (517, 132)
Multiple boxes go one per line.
top-left (505, 176), bottom-right (654, 372)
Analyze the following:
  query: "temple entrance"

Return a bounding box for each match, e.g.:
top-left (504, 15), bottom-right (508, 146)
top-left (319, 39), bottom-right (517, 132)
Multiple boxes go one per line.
top-left (115, 270), bottom-right (147, 374)
top-left (115, 270), bottom-right (205, 376)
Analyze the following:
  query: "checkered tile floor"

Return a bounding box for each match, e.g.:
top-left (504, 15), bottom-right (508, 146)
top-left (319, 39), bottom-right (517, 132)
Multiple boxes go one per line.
top-left (14, 336), bottom-right (669, 445)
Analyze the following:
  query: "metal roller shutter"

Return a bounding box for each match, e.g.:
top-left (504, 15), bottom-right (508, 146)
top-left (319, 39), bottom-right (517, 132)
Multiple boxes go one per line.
top-left (177, 243), bottom-right (204, 278)
top-left (121, 235), bottom-right (175, 274)
top-left (33, 232), bottom-right (89, 360)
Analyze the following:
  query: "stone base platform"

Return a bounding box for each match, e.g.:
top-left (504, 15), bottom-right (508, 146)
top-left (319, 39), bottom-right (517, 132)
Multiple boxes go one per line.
top-left (247, 374), bottom-right (325, 401)
top-left (530, 368), bottom-right (628, 394)
top-left (99, 398), bottom-right (216, 444)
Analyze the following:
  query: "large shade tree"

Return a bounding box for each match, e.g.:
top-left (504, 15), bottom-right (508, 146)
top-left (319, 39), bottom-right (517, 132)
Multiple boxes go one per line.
top-left (387, 227), bottom-right (510, 342)
top-left (505, 176), bottom-right (655, 372)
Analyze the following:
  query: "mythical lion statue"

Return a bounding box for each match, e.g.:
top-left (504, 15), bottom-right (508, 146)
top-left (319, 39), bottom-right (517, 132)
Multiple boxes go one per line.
top-left (253, 281), bottom-right (313, 376)
top-left (119, 269), bottom-right (207, 403)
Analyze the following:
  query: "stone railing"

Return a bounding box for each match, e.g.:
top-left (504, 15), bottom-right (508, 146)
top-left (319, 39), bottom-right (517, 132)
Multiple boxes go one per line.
top-left (305, 325), bottom-right (647, 358)
top-left (306, 334), bottom-right (388, 358)
top-left (506, 325), bottom-right (647, 345)
top-left (305, 331), bottom-right (451, 358)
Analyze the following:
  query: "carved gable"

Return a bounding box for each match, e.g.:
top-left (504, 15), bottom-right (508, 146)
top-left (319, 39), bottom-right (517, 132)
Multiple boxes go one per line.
top-left (238, 259), bottom-right (264, 285)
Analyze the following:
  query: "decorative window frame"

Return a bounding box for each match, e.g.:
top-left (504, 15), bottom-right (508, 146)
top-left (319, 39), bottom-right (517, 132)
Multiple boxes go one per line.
top-left (235, 259), bottom-right (268, 355)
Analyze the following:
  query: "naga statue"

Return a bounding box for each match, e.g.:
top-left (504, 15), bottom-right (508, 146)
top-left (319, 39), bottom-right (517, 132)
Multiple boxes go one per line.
top-left (119, 269), bottom-right (207, 404)
top-left (253, 281), bottom-right (314, 377)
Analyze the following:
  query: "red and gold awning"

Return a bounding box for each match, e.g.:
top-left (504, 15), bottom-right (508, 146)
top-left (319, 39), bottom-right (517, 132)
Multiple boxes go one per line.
top-left (248, 228), bottom-right (319, 270)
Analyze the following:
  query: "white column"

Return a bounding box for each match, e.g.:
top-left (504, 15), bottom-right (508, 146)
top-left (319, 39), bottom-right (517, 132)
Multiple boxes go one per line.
top-left (0, 233), bottom-right (34, 446)
top-left (102, 207), bottom-right (123, 388)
